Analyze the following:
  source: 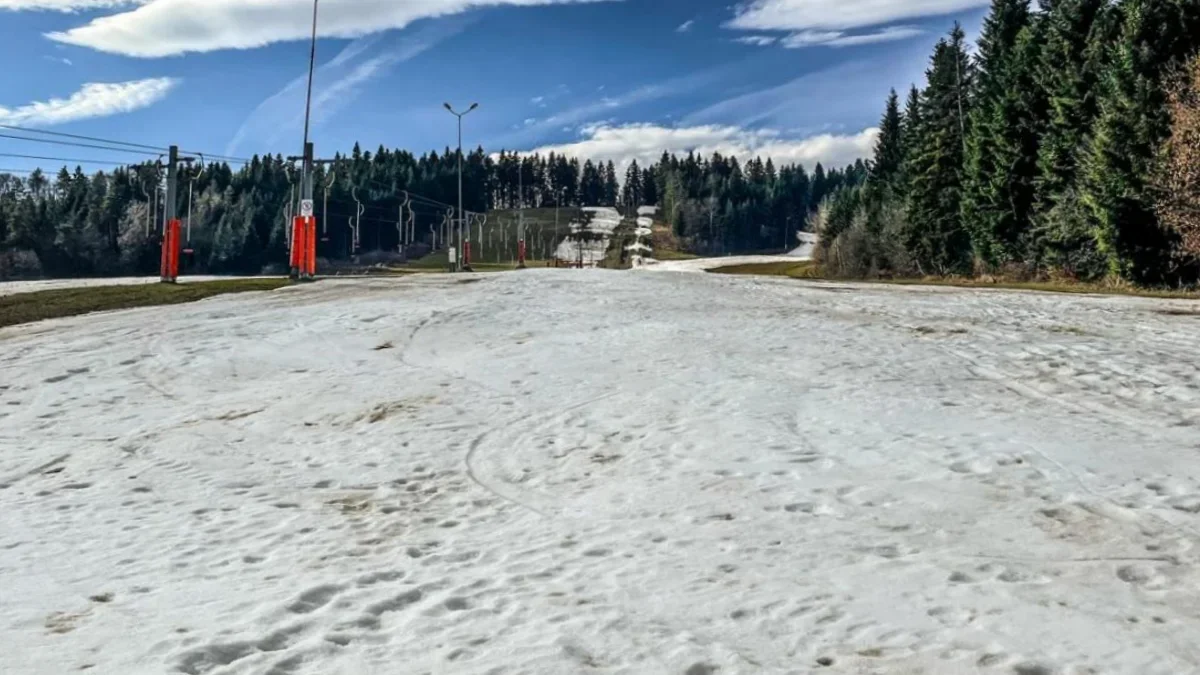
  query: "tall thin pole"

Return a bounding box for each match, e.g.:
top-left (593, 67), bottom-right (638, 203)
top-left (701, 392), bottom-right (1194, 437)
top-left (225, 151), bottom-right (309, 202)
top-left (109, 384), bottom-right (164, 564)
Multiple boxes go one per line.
top-left (302, 0), bottom-right (319, 156)
top-left (519, 157), bottom-right (524, 259)
top-left (300, 0), bottom-right (319, 226)
top-left (444, 102), bottom-right (478, 271)
top-left (457, 114), bottom-right (463, 271)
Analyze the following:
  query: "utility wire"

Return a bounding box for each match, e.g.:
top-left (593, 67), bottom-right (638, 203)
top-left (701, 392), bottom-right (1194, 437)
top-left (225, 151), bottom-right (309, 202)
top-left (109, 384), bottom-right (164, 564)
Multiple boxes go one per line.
top-left (0, 124), bottom-right (263, 165)
top-left (181, 149), bottom-right (253, 164)
top-left (0, 152), bottom-right (130, 166)
top-left (0, 132), bottom-right (162, 157)
top-left (0, 123), bottom-right (169, 152)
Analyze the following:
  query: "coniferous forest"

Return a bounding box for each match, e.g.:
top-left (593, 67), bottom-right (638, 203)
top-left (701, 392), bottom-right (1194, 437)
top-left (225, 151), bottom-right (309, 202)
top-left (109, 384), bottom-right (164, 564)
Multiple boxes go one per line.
top-left (817, 0), bottom-right (1200, 286)
top-left (0, 137), bottom-right (865, 279)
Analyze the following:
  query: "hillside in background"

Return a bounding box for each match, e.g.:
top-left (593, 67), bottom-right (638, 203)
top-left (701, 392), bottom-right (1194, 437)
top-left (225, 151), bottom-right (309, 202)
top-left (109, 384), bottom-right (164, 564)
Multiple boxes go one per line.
top-left (0, 143), bottom-right (866, 280)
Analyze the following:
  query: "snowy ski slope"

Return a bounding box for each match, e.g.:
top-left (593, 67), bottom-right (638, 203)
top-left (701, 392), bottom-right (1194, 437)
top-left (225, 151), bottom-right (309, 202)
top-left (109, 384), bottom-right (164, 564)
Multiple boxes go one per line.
top-left (553, 207), bottom-right (621, 266)
top-left (3, 271), bottom-right (1200, 674)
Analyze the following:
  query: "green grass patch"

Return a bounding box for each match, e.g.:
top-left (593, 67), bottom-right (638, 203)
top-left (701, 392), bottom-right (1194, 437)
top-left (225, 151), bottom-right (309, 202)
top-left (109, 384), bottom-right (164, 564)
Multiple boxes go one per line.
top-left (708, 260), bottom-right (822, 279)
top-left (708, 261), bottom-right (1200, 299)
top-left (0, 278), bottom-right (292, 329)
top-left (652, 249), bottom-right (700, 261)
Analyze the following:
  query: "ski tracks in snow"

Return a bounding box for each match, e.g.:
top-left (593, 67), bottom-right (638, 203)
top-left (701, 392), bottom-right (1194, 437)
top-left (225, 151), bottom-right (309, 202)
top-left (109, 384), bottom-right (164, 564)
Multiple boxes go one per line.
top-left (5, 271), bottom-right (1200, 673)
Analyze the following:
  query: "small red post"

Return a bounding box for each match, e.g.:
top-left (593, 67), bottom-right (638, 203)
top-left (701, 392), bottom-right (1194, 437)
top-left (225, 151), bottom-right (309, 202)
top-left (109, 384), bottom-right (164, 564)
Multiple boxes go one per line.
top-left (463, 240), bottom-right (472, 269)
top-left (305, 216), bottom-right (317, 278)
top-left (518, 239), bottom-right (526, 269)
top-left (161, 219), bottom-right (181, 283)
top-left (290, 216), bottom-right (307, 278)
top-left (170, 220), bottom-right (180, 280)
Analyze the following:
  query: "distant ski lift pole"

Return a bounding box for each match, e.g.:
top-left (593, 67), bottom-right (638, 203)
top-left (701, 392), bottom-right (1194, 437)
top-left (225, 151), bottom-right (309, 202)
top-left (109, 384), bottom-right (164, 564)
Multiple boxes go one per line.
top-left (397, 191), bottom-right (411, 252)
top-left (351, 187), bottom-right (364, 252)
top-left (183, 153), bottom-right (204, 256)
top-left (321, 168), bottom-right (335, 241)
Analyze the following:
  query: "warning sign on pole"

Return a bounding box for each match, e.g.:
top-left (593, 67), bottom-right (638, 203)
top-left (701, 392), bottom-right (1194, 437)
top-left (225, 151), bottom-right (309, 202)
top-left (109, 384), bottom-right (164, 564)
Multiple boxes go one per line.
top-left (448, 247), bottom-right (458, 264)
top-left (300, 199), bottom-right (315, 218)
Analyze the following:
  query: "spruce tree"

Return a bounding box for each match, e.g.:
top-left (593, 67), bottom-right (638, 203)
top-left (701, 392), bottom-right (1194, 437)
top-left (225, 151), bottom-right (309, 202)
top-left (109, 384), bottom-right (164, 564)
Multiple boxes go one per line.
top-left (1081, 0), bottom-right (1200, 282)
top-left (962, 0), bottom-right (1046, 267)
top-left (603, 161), bottom-right (620, 207)
top-left (622, 160), bottom-right (643, 208)
top-left (641, 167), bottom-right (657, 205)
top-left (1034, 0), bottom-right (1108, 212)
top-left (905, 24), bottom-right (974, 274)
top-left (872, 89), bottom-right (905, 185)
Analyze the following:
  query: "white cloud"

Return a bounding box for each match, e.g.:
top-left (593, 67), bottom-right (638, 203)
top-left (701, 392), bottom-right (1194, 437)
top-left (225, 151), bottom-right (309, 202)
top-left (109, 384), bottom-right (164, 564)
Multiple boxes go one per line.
top-left (0, 0), bottom-right (141, 10)
top-left (676, 19), bottom-right (694, 32)
top-left (0, 77), bottom-right (178, 126)
top-left (46, 0), bottom-right (618, 58)
top-left (522, 123), bottom-right (877, 175)
top-left (735, 35), bottom-right (778, 46)
top-left (782, 26), bottom-right (924, 48)
top-left (727, 0), bottom-right (987, 32)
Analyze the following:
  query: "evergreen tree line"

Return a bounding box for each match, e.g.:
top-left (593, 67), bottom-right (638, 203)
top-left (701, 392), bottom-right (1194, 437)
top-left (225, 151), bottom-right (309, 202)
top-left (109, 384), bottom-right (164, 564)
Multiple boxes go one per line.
top-left (815, 0), bottom-right (1200, 286)
top-left (0, 137), bottom-right (865, 278)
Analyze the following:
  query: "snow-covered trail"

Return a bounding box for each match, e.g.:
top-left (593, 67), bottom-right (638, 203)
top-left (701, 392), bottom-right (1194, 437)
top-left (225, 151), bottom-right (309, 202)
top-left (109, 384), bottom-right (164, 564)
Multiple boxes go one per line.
top-left (645, 254), bottom-right (804, 272)
top-left (3, 271), bottom-right (1200, 674)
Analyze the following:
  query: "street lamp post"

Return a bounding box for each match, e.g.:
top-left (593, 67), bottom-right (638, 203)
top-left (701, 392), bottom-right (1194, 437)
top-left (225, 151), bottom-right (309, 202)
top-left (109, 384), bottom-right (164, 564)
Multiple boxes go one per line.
top-left (444, 102), bottom-right (478, 272)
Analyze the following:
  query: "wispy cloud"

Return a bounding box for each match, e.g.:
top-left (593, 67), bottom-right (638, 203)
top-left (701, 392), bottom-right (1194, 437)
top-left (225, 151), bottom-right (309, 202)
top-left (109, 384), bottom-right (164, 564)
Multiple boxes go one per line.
top-left (45, 0), bottom-right (620, 58)
top-left (726, 0), bottom-right (987, 32)
top-left (225, 21), bottom-right (466, 155)
top-left (684, 55), bottom-right (926, 131)
top-left (524, 123), bottom-right (878, 175)
top-left (782, 26), bottom-right (924, 48)
top-left (734, 35), bottom-right (778, 46)
top-left (676, 19), bottom-right (694, 33)
top-left (0, 0), bottom-right (141, 10)
top-left (42, 55), bottom-right (75, 65)
top-left (490, 60), bottom-right (748, 148)
top-left (0, 77), bottom-right (177, 126)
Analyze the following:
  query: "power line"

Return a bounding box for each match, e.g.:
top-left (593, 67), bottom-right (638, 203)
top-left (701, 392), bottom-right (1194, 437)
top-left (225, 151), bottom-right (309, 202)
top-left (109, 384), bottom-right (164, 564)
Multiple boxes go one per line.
top-left (0, 168), bottom-right (36, 174)
top-left (0, 132), bottom-right (162, 157)
top-left (0, 125), bottom-right (258, 165)
top-left (0, 123), bottom-right (168, 152)
top-left (181, 149), bottom-right (254, 164)
top-left (0, 152), bottom-right (129, 166)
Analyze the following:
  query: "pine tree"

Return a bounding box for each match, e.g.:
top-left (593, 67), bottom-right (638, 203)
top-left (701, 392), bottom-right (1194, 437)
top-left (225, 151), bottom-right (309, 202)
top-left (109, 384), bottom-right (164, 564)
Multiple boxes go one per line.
top-left (872, 89), bottom-right (905, 185)
top-left (622, 160), bottom-right (643, 208)
top-left (1081, 0), bottom-right (1200, 282)
top-left (905, 24), bottom-right (974, 274)
top-left (1034, 0), bottom-right (1109, 214)
top-left (641, 167), bottom-right (658, 205)
top-left (962, 0), bottom-right (1046, 267)
top-left (603, 161), bottom-right (620, 207)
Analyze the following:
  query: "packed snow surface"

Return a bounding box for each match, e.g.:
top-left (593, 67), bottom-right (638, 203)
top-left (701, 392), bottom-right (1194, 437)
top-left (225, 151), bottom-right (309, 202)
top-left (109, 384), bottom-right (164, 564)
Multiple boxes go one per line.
top-left (4, 271), bottom-right (1200, 675)
top-left (645, 254), bottom-right (803, 272)
top-left (554, 207), bottom-right (621, 266)
top-left (789, 232), bottom-right (818, 259)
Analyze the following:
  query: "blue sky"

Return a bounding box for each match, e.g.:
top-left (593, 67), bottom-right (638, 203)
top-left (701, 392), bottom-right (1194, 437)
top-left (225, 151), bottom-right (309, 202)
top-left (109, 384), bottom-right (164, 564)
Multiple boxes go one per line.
top-left (0, 0), bottom-right (991, 176)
